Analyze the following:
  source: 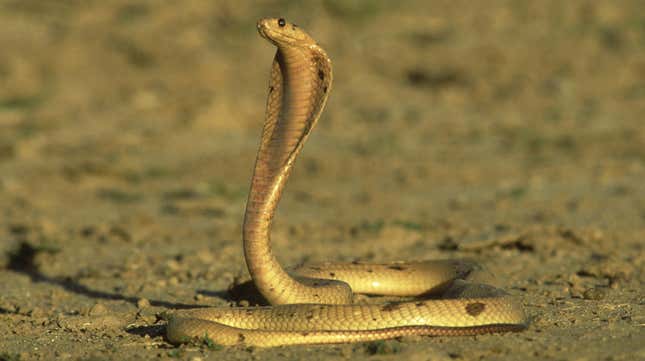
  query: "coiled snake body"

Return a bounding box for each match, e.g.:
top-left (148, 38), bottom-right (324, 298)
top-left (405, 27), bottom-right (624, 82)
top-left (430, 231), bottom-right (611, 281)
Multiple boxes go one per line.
top-left (165, 18), bottom-right (527, 347)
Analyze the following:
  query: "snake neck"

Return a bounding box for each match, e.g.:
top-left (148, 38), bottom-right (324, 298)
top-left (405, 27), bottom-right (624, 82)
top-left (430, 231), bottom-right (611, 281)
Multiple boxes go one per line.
top-left (243, 45), bottom-right (333, 305)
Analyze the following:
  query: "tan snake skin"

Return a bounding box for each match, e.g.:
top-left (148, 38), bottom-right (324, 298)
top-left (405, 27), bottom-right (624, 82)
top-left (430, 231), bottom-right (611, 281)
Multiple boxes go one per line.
top-left (164, 18), bottom-right (528, 347)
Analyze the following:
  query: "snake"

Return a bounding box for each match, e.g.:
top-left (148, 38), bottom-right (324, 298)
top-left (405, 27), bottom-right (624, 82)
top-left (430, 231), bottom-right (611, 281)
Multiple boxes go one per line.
top-left (164, 17), bottom-right (528, 347)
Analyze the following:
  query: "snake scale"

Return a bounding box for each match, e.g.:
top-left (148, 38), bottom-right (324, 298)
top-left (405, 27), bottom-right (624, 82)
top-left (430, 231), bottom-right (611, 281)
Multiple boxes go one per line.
top-left (164, 18), bottom-right (528, 347)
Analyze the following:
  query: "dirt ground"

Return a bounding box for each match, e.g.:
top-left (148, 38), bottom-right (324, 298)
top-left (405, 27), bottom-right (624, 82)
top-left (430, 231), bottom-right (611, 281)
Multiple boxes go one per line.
top-left (1, 1), bottom-right (644, 360)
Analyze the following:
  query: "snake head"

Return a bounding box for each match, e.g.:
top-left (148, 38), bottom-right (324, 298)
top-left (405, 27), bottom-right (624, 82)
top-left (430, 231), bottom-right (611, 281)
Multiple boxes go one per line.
top-left (257, 18), bottom-right (317, 48)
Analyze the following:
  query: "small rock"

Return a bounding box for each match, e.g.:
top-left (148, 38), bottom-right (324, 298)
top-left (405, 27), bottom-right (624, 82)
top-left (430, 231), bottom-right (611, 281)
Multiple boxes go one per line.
top-left (166, 259), bottom-right (182, 271)
top-left (137, 298), bottom-right (151, 309)
top-left (197, 249), bottom-right (214, 263)
top-left (54, 351), bottom-right (72, 359)
top-left (583, 287), bottom-right (606, 300)
top-left (29, 307), bottom-right (46, 318)
top-left (0, 301), bottom-right (17, 313)
top-left (89, 303), bottom-right (108, 316)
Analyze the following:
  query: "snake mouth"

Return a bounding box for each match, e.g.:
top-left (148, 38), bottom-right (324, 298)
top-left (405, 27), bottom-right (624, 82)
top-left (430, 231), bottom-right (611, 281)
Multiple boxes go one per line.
top-left (257, 23), bottom-right (278, 44)
top-left (257, 19), bottom-right (301, 45)
top-left (256, 20), bottom-right (270, 37)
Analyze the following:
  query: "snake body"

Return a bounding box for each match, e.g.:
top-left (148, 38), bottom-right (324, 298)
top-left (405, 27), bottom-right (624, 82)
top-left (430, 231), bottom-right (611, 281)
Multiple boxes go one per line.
top-left (165, 18), bottom-right (527, 347)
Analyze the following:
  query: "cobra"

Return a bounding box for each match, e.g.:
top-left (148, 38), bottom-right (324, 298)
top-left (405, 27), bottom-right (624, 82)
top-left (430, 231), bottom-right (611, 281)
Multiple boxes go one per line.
top-left (164, 17), bottom-right (528, 347)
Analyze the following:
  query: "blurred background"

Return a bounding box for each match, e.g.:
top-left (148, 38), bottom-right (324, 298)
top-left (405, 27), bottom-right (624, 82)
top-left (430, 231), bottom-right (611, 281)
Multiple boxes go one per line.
top-left (0, 1), bottom-right (643, 360)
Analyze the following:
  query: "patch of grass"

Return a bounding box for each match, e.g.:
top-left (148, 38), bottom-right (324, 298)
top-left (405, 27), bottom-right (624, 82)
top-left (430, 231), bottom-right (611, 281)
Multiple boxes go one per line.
top-left (17, 122), bottom-right (41, 138)
top-left (526, 133), bottom-right (547, 154)
top-left (0, 352), bottom-right (21, 361)
top-left (554, 134), bottom-right (577, 152)
top-left (407, 29), bottom-right (452, 46)
top-left (31, 242), bottom-right (61, 254)
top-left (597, 26), bottom-right (623, 51)
top-left (323, 0), bottom-right (390, 21)
top-left (162, 188), bottom-right (201, 200)
top-left (351, 134), bottom-right (400, 156)
top-left (160, 204), bottom-right (180, 215)
top-left (156, 186), bottom-right (234, 214)
top-left (359, 219), bottom-right (385, 233)
top-left (392, 220), bottom-right (423, 231)
top-left (361, 340), bottom-right (401, 355)
top-left (623, 83), bottom-right (645, 100)
top-left (0, 143), bottom-right (15, 160)
top-left (201, 334), bottom-right (223, 351)
top-left (203, 181), bottom-right (246, 200)
top-left (0, 95), bottom-right (44, 111)
top-left (144, 166), bottom-right (174, 178)
top-left (503, 186), bottom-right (527, 199)
top-left (543, 106), bottom-right (562, 123)
top-left (96, 188), bottom-right (144, 203)
top-left (166, 349), bottom-right (184, 358)
top-left (121, 166), bottom-right (176, 183)
top-left (115, 3), bottom-right (149, 23)
top-left (406, 67), bottom-right (467, 89)
top-left (185, 334), bottom-right (223, 351)
top-left (110, 37), bottom-right (155, 68)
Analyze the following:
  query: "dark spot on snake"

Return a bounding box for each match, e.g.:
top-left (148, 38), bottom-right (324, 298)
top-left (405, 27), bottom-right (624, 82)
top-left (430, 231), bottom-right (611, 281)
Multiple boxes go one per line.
top-left (289, 312), bottom-right (296, 318)
top-left (309, 266), bottom-right (322, 271)
top-left (292, 25), bottom-right (297, 30)
top-left (318, 69), bottom-right (325, 80)
top-left (329, 272), bottom-right (336, 277)
top-left (381, 302), bottom-right (402, 312)
top-left (367, 269), bottom-right (373, 273)
top-left (415, 302), bottom-right (424, 307)
top-left (323, 86), bottom-right (328, 93)
top-left (278, 18), bottom-right (286, 27)
top-left (313, 282), bottom-right (319, 286)
top-left (301, 332), bottom-right (310, 336)
top-left (388, 265), bottom-right (406, 271)
top-left (269, 85), bottom-right (274, 93)
top-left (238, 333), bottom-right (246, 343)
top-left (465, 302), bottom-right (486, 317)
top-left (269, 287), bottom-right (275, 292)
top-left (305, 310), bottom-right (314, 320)
top-left (246, 309), bottom-right (254, 315)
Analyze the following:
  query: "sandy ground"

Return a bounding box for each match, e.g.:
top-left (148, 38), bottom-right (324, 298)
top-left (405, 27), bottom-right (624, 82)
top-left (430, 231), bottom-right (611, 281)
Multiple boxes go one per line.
top-left (1, 1), bottom-right (644, 360)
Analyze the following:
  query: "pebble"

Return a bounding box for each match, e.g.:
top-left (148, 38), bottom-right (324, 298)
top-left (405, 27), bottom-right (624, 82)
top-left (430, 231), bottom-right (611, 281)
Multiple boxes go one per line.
top-left (88, 303), bottom-right (108, 316)
top-left (137, 298), bottom-right (151, 309)
top-left (166, 259), bottom-right (182, 271)
top-left (197, 249), bottom-right (214, 263)
top-left (29, 307), bottom-right (46, 318)
top-left (583, 287), bottom-right (606, 300)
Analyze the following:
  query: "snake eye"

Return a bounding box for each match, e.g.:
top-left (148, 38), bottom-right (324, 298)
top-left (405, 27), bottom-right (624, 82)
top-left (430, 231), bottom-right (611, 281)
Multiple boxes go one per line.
top-left (278, 18), bottom-right (286, 27)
